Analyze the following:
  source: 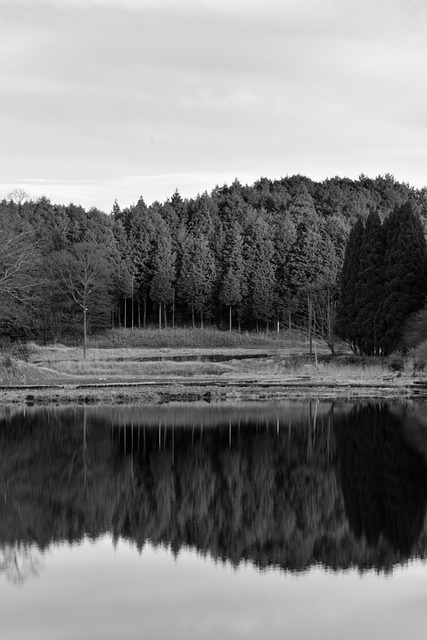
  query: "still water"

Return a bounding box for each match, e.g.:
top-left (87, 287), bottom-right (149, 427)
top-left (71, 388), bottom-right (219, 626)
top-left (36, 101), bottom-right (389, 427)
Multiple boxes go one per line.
top-left (1, 400), bottom-right (427, 639)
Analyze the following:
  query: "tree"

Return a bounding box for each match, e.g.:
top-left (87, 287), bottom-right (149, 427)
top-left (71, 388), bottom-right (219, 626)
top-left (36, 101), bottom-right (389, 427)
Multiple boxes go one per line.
top-left (179, 233), bottom-right (216, 328)
top-left (251, 231), bottom-right (276, 330)
top-left (381, 201), bottom-right (427, 354)
top-left (219, 224), bottom-right (244, 331)
top-left (335, 218), bottom-right (365, 352)
top-left (150, 226), bottom-right (176, 329)
top-left (52, 242), bottom-right (111, 358)
top-left (274, 212), bottom-right (297, 329)
top-left (0, 220), bottom-right (43, 338)
top-left (356, 211), bottom-right (385, 355)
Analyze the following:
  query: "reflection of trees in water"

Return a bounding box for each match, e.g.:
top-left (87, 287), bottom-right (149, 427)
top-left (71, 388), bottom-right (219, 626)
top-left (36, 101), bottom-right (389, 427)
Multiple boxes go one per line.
top-left (0, 544), bottom-right (43, 585)
top-left (334, 403), bottom-right (427, 556)
top-left (1, 403), bottom-right (427, 574)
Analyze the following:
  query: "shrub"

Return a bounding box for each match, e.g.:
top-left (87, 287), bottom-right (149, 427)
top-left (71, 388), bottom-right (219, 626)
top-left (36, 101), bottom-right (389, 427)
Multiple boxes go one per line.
top-left (1, 354), bottom-right (13, 369)
top-left (387, 353), bottom-right (405, 372)
top-left (413, 342), bottom-right (427, 374)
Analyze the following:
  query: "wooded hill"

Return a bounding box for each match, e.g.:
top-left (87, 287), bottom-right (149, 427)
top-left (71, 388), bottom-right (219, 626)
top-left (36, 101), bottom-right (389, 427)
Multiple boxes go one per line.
top-left (1, 174), bottom-right (427, 350)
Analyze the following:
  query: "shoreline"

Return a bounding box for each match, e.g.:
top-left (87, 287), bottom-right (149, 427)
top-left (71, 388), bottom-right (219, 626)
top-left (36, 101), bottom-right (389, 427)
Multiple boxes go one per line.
top-left (1, 344), bottom-right (426, 406)
top-left (0, 378), bottom-right (423, 405)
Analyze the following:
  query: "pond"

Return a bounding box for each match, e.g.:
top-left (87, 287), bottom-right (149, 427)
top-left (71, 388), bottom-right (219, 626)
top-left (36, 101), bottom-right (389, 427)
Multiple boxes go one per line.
top-left (1, 400), bottom-right (427, 639)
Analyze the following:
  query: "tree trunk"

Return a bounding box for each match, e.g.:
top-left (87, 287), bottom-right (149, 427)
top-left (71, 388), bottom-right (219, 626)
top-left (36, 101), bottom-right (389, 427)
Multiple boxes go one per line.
top-left (229, 305), bottom-right (232, 332)
top-left (131, 277), bottom-right (134, 330)
top-left (158, 303), bottom-right (162, 330)
top-left (138, 300), bottom-right (141, 329)
top-left (143, 290), bottom-right (147, 328)
top-left (192, 304), bottom-right (195, 329)
top-left (124, 298), bottom-right (127, 329)
top-left (163, 302), bottom-right (167, 329)
top-left (172, 289), bottom-right (175, 329)
top-left (83, 306), bottom-right (87, 360)
top-left (200, 308), bottom-right (204, 329)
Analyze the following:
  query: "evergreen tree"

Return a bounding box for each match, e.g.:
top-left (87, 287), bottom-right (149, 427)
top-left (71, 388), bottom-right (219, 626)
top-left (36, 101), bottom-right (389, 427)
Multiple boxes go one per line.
top-left (381, 201), bottom-right (427, 354)
top-left (274, 212), bottom-right (297, 328)
top-left (335, 218), bottom-right (364, 352)
top-left (356, 211), bottom-right (385, 355)
top-left (219, 224), bottom-right (244, 331)
top-left (150, 225), bottom-right (176, 329)
top-left (179, 233), bottom-right (216, 328)
top-left (251, 233), bottom-right (276, 329)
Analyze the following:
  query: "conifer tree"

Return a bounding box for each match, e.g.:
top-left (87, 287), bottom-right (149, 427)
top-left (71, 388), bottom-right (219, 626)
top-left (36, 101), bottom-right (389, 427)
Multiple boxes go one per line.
top-left (381, 201), bottom-right (427, 354)
top-left (179, 233), bottom-right (216, 328)
top-left (335, 218), bottom-right (364, 352)
top-left (356, 211), bottom-right (385, 355)
top-left (251, 235), bottom-right (276, 329)
top-left (219, 224), bottom-right (244, 331)
top-left (150, 226), bottom-right (176, 329)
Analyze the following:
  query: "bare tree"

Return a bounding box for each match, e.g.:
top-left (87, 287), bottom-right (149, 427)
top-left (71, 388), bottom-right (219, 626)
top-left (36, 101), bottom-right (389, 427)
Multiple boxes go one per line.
top-left (53, 242), bottom-right (111, 358)
top-left (6, 188), bottom-right (29, 207)
top-left (0, 224), bottom-right (43, 333)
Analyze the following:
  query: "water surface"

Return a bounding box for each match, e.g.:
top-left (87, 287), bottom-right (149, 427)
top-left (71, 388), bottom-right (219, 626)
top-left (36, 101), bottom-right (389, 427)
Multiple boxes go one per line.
top-left (1, 400), bottom-right (427, 639)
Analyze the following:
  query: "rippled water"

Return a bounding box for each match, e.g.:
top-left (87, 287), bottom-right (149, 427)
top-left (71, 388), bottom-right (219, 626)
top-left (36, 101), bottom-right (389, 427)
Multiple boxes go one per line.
top-left (1, 400), bottom-right (427, 639)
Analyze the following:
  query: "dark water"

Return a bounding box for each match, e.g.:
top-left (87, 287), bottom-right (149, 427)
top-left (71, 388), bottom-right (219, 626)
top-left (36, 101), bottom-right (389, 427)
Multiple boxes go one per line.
top-left (2, 400), bottom-right (427, 639)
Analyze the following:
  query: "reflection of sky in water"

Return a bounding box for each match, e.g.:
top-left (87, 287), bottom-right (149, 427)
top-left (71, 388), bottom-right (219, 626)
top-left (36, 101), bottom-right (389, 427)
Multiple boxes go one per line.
top-left (2, 538), bottom-right (427, 640)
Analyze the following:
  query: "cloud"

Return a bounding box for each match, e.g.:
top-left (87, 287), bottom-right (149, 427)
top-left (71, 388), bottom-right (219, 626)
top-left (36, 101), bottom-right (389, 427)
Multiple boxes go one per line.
top-left (1, 0), bottom-right (427, 193)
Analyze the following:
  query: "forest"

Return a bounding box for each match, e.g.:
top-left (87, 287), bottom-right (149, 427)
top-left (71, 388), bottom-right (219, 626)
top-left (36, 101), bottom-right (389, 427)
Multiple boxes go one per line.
top-left (1, 173), bottom-right (427, 353)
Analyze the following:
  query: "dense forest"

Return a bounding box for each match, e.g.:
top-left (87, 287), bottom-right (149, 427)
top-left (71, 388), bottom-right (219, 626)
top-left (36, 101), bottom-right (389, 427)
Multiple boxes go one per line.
top-left (2, 402), bottom-right (427, 582)
top-left (1, 174), bottom-right (427, 351)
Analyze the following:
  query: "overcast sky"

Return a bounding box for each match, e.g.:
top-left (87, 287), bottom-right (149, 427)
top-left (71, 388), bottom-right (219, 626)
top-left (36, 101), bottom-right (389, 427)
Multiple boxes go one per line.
top-left (1, 0), bottom-right (427, 211)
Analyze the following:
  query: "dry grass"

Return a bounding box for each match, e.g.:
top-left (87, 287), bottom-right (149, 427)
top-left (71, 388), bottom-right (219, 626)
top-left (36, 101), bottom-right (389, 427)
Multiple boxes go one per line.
top-left (48, 358), bottom-right (231, 379)
top-left (0, 355), bottom-right (69, 386)
top-left (86, 327), bottom-right (312, 350)
top-left (2, 332), bottom-right (418, 393)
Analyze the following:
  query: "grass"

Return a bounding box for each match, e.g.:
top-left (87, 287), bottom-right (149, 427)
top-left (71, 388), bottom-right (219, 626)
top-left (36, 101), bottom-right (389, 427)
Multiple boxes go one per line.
top-left (86, 327), bottom-right (311, 350)
top-left (1, 328), bottom-right (423, 395)
top-left (47, 359), bottom-right (231, 378)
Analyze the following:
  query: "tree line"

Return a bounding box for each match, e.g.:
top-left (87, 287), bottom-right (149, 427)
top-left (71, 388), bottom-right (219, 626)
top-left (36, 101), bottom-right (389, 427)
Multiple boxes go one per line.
top-left (1, 174), bottom-right (427, 350)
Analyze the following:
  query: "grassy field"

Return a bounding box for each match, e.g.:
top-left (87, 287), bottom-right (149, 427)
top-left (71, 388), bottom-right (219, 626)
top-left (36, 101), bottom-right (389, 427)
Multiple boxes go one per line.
top-left (0, 328), bottom-right (423, 403)
top-left (86, 327), bottom-right (312, 349)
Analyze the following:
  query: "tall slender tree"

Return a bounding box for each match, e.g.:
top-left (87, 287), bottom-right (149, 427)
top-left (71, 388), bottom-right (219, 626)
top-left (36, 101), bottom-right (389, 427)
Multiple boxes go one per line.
top-left (335, 218), bottom-right (364, 352)
top-left (150, 225), bottom-right (176, 329)
top-left (219, 224), bottom-right (244, 331)
top-left (381, 201), bottom-right (427, 354)
top-left (356, 211), bottom-right (385, 355)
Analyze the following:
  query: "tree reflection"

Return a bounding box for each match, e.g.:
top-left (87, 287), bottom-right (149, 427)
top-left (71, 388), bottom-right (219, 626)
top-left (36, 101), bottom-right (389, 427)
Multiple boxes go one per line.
top-left (334, 403), bottom-right (427, 555)
top-left (1, 403), bottom-right (427, 576)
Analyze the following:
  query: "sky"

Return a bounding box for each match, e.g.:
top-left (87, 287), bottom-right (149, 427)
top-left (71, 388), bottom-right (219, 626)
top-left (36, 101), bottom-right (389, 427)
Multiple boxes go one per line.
top-left (1, 0), bottom-right (427, 212)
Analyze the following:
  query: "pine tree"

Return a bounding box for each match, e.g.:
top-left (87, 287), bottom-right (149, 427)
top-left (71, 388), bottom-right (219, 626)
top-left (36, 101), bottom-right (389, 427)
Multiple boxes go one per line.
top-left (335, 218), bottom-right (364, 352)
top-left (219, 224), bottom-right (244, 331)
top-left (179, 233), bottom-right (216, 328)
top-left (356, 211), bottom-right (385, 355)
top-left (150, 225), bottom-right (176, 329)
top-left (251, 234), bottom-right (276, 329)
top-left (381, 201), bottom-right (427, 354)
